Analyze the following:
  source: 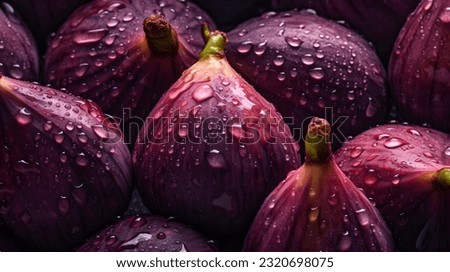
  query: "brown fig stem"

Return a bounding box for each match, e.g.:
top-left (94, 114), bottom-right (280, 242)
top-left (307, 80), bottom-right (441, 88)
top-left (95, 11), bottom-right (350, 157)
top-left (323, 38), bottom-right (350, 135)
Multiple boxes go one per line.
top-left (143, 15), bottom-right (179, 57)
top-left (199, 24), bottom-right (228, 59)
top-left (305, 118), bottom-right (332, 164)
top-left (432, 168), bottom-right (450, 191)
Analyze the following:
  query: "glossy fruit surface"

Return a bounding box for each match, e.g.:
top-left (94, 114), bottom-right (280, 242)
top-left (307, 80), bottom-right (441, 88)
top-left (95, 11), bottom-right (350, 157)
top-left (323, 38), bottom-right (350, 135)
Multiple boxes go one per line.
top-left (0, 75), bottom-right (132, 251)
top-left (335, 123), bottom-right (450, 251)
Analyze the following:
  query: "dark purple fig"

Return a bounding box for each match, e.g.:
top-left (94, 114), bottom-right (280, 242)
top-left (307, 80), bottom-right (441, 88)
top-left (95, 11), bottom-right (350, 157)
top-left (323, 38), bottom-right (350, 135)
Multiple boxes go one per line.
top-left (389, 0), bottom-right (450, 132)
top-left (335, 123), bottom-right (450, 251)
top-left (0, 2), bottom-right (39, 81)
top-left (9, 0), bottom-right (91, 52)
top-left (77, 215), bottom-right (216, 252)
top-left (226, 11), bottom-right (388, 148)
top-left (133, 28), bottom-right (300, 236)
top-left (44, 0), bottom-right (216, 139)
top-left (0, 75), bottom-right (132, 251)
top-left (271, 0), bottom-right (421, 64)
top-left (243, 118), bottom-right (395, 252)
top-left (191, 0), bottom-right (268, 31)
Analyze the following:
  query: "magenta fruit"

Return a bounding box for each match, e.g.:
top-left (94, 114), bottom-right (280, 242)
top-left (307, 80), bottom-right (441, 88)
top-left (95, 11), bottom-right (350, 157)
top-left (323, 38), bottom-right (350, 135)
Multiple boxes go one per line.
top-left (132, 28), bottom-right (300, 236)
top-left (243, 118), bottom-right (395, 251)
top-left (0, 75), bottom-right (132, 251)
top-left (0, 2), bottom-right (39, 81)
top-left (389, 0), bottom-right (450, 132)
top-left (335, 123), bottom-right (450, 251)
top-left (226, 11), bottom-right (388, 145)
top-left (77, 215), bottom-right (216, 252)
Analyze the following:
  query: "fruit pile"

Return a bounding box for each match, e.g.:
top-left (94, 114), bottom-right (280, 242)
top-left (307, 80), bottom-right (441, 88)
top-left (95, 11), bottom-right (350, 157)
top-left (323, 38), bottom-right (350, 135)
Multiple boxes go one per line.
top-left (0, 0), bottom-right (449, 252)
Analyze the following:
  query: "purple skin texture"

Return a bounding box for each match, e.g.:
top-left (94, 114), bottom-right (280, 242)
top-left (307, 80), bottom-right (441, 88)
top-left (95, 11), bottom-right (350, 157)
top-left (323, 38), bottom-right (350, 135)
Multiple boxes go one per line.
top-left (243, 118), bottom-right (395, 252)
top-left (390, 0), bottom-right (450, 132)
top-left (0, 75), bottom-right (133, 251)
top-left (0, 3), bottom-right (39, 81)
top-left (335, 123), bottom-right (450, 251)
top-left (271, 0), bottom-right (421, 65)
top-left (44, 0), bottom-right (216, 129)
top-left (226, 11), bottom-right (388, 148)
top-left (133, 29), bottom-right (300, 237)
top-left (77, 215), bottom-right (216, 252)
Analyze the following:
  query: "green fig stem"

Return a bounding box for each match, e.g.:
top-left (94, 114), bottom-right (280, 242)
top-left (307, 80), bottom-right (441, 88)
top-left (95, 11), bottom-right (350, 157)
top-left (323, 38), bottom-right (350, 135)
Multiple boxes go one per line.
top-left (199, 24), bottom-right (228, 59)
top-left (432, 168), bottom-right (450, 191)
top-left (305, 118), bottom-right (333, 164)
top-left (143, 15), bottom-right (179, 57)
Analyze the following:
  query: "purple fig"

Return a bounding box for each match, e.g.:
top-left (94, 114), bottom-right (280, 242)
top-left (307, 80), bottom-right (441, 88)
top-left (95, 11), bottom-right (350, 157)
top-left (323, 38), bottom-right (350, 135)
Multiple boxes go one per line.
top-left (0, 75), bottom-right (132, 251)
top-left (44, 0), bottom-right (216, 138)
top-left (0, 2), bottom-right (39, 81)
top-left (9, 0), bottom-right (92, 52)
top-left (132, 28), bottom-right (300, 236)
top-left (243, 118), bottom-right (395, 252)
top-left (77, 215), bottom-right (216, 252)
top-left (271, 0), bottom-right (421, 64)
top-left (389, 0), bottom-right (450, 132)
top-left (226, 11), bottom-right (388, 146)
top-left (335, 123), bottom-right (450, 251)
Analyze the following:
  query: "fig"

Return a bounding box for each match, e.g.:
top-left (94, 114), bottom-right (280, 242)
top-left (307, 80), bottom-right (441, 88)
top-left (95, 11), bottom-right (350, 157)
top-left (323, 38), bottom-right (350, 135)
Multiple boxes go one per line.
top-left (132, 28), bottom-right (300, 236)
top-left (243, 118), bottom-right (395, 252)
top-left (389, 0), bottom-right (450, 132)
top-left (0, 75), bottom-right (133, 251)
top-left (0, 2), bottom-right (39, 81)
top-left (335, 123), bottom-right (450, 251)
top-left (9, 0), bottom-right (91, 52)
top-left (44, 0), bottom-right (216, 140)
top-left (226, 11), bottom-right (388, 145)
top-left (271, 0), bottom-right (421, 64)
top-left (77, 215), bottom-right (216, 252)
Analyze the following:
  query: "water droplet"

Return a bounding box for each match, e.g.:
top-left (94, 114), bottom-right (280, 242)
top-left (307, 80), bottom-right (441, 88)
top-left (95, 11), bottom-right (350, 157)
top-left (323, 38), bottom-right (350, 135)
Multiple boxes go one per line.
top-left (424, 0), bottom-right (433, 11)
top-left (356, 208), bottom-right (369, 226)
top-left (444, 147), bottom-right (450, 156)
top-left (60, 152), bottom-right (68, 163)
top-left (309, 67), bottom-right (324, 80)
top-left (20, 212), bottom-right (31, 224)
top-left (327, 193), bottom-right (338, 206)
top-left (364, 170), bottom-right (378, 185)
top-left (301, 54), bottom-right (315, 65)
top-left (384, 138), bottom-right (409, 149)
top-left (439, 7), bottom-right (450, 23)
top-left (53, 131), bottom-right (65, 144)
top-left (75, 153), bottom-right (89, 167)
top-left (107, 17), bottom-right (119, 28)
top-left (338, 233), bottom-right (352, 251)
top-left (277, 72), bottom-right (286, 81)
top-left (43, 121), bottom-right (53, 131)
top-left (254, 40), bottom-right (267, 56)
top-left (74, 63), bottom-right (89, 77)
top-left (73, 29), bottom-right (107, 44)
top-left (192, 85), bottom-right (214, 103)
top-left (397, 212), bottom-right (409, 226)
top-left (423, 152), bottom-right (434, 158)
top-left (130, 217), bottom-right (147, 228)
top-left (57, 196), bottom-right (70, 215)
top-left (365, 98), bottom-right (377, 117)
top-left (65, 122), bottom-right (75, 131)
top-left (376, 133), bottom-right (390, 140)
top-left (15, 108), bottom-right (32, 125)
top-left (156, 232), bottom-right (166, 239)
top-left (273, 55), bottom-right (285, 66)
top-left (123, 13), bottom-right (134, 22)
top-left (308, 207), bottom-right (319, 222)
top-left (206, 150), bottom-right (227, 169)
top-left (285, 36), bottom-right (302, 48)
top-left (408, 129), bottom-right (423, 137)
top-left (92, 124), bottom-right (111, 139)
top-left (237, 41), bottom-right (252, 54)
top-left (238, 29), bottom-right (248, 36)
top-left (350, 147), bottom-right (364, 158)
top-left (77, 132), bottom-right (88, 143)
top-left (106, 235), bottom-right (118, 245)
top-left (10, 64), bottom-right (24, 79)
top-left (290, 68), bottom-right (298, 78)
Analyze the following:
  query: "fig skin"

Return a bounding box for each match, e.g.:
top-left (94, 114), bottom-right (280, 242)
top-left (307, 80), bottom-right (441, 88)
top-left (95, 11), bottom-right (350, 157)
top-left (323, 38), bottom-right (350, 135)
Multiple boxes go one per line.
top-left (0, 75), bottom-right (133, 251)
top-left (335, 123), bottom-right (450, 251)
top-left (44, 0), bottom-right (216, 136)
top-left (77, 215), bottom-right (216, 252)
top-left (389, 0), bottom-right (450, 132)
top-left (271, 0), bottom-right (421, 65)
top-left (9, 0), bottom-right (92, 53)
top-left (226, 11), bottom-right (388, 146)
top-left (243, 118), bottom-right (395, 252)
top-left (0, 2), bottom-right (39, 81)
top-left (133, 28), bottom-right (300, 237)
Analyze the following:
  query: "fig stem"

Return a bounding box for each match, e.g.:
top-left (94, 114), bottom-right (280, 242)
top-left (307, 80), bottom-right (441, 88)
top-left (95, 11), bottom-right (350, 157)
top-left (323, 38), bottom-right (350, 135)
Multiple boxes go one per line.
top-left (143, 15), bottom-right (179, 57)
top-left (305, 118), bottom-right (332, 164)
top-left (433, 168), bottom-right (450, 190)
top-left (199, 24), bottom-right (228, 59)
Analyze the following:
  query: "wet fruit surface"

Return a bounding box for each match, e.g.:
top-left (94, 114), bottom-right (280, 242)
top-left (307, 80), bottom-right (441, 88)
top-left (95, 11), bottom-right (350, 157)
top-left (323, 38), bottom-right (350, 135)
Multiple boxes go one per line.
top-left (227, 11), bottom-right (388, 146)
top-left (335, 123), bottom-right (450, 251)
top-left (0, 75), bottom-right (132, 251)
